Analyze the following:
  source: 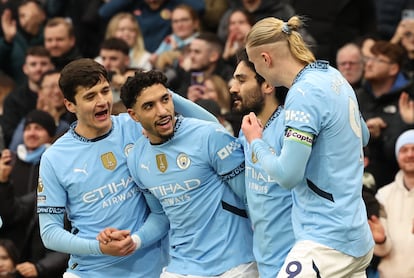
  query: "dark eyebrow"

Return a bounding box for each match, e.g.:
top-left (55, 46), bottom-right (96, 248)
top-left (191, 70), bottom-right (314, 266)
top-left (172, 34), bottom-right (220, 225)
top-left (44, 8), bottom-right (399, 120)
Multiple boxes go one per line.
top-left (234, 73), bottom-right (247, 80)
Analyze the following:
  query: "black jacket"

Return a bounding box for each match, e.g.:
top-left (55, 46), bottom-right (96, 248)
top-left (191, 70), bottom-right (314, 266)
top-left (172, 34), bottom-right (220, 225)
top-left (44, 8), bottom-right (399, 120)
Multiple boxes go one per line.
top-left (357, 76), bottom-right (414, 187)
top-left (0, 154), bottom-right (68, 278)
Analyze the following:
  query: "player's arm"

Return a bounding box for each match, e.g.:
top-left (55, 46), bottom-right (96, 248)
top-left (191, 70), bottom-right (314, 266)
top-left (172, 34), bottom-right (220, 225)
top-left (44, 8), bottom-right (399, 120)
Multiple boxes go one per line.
top-left (170, 89), bottom-right (218, 123)
top-left (39, 213), bottom-right (102, 255)
top-left (250, 127), bottom-right (312, 190)
top-left (224, 170), bottom-right (246, 203)
top-left (40, 213), bottom-right (137, 256)
top-left (133, 190), bottom-right (169, 249)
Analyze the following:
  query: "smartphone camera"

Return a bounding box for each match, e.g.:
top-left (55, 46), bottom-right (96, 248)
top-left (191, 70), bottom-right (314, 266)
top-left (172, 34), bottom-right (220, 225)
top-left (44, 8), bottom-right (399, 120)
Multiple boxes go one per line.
top-left (191, 72), bottom-right (205, 86)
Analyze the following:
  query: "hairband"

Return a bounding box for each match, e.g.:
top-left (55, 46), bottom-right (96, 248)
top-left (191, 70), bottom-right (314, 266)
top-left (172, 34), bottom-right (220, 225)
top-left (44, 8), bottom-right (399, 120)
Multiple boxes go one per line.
top-left (281, 22), bottom-right (291, 35)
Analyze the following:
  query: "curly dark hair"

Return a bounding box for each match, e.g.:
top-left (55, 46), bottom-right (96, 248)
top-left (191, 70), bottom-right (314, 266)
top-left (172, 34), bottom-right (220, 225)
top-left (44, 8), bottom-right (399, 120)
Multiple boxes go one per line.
top-left (120, 70), bottom-right (168, 109)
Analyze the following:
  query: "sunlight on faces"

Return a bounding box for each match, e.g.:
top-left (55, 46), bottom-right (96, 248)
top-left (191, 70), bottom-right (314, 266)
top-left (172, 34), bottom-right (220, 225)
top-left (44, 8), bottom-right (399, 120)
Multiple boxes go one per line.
top-left (65, 78), bottom-right (113, 139)
top-left (40, 73), bottom-right (64, 109)
top-left (44, 24), bottom-right (75, 58)
top-left (171, 7), bottom-right (198, 40)
top-left (23, 55), bottom-right (54, 84)
top-left (189, 39), bottom-right (217, 71)
top-left (100, 49), bottom-right (130, 72)
top-left (336, 46), bottom-right (364, 85)
top-left (230, 61), bottom-right (264, 114)
top-left (128, 84), bottom-right (175, 144)
top-left (397, 144), bottom-right (414, 174)
top-left (114, 18), bottom-right (138, 48)
top-left (363, 54), bottom-right (397, 81)
top-left (23, 123), bottom-right (52, 150)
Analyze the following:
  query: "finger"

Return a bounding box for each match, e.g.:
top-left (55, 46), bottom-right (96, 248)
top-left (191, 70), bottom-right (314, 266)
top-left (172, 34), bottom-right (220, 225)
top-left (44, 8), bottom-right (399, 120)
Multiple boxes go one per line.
top-left (110, 230), bottom-right (131, 240)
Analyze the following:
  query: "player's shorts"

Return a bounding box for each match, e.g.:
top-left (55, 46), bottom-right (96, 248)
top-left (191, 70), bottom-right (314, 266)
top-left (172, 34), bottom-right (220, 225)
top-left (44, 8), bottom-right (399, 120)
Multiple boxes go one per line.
top-left (63, 272), bottom-right (81, 278)
top-left (276, 240), bottom-right (373, 278)
top-left (160, 261), bottom-right (258, 278)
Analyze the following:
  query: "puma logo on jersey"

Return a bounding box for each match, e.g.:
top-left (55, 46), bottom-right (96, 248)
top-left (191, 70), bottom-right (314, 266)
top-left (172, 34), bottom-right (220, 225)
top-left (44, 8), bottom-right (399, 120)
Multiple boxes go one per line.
top-left (74, 164), bottom-right (88, 176)
top-left (140, 162), bottom-right (150, 172)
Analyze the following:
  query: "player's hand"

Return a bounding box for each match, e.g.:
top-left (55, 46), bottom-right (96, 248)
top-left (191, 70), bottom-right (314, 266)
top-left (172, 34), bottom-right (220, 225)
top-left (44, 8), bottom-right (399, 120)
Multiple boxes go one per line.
top-left (99, 234), bottom-right (136, 256)
top-left (399, 92), bottom-right (414, 124)
top-left (16, 262), bottom-right (38, 277)
top-left (368, 215), bottom-right (386, 244)
top-left (241, 112), bottom-right (263, 143)
top-left (366, 117), bottom-right (386, 138)
top-left (97, 227), bottom-right (131, 244)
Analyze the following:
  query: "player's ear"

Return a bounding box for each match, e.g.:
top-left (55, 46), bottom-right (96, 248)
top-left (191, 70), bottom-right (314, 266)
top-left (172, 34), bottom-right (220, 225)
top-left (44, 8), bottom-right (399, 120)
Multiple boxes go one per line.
top-left (261, 52), bottom-right (271, 67)
top-left (261, 81), bottom-right (274, 95)
top-left (64, 98), bottom-right (76, 113)
top-left (127, 108), bottom-right (140, 123)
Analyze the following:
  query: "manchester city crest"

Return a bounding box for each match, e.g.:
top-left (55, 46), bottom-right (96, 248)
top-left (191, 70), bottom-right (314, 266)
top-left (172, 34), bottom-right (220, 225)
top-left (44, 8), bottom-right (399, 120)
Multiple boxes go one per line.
top-left (176, 153), bottom-right (191, 169)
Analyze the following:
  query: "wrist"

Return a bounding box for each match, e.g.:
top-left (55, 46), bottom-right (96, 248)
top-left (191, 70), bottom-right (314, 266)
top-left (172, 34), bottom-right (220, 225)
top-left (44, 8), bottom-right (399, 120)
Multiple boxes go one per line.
top-left (131, 234), bottom-right (141, 250)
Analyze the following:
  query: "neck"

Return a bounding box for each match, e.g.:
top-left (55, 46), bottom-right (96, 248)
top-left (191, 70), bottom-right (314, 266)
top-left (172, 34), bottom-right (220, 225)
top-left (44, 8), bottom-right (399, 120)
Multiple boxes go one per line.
top-left (28, 80), bottom-right (40, 93)
top-left (257, 96), bottom-right (279, 125)
top-left (370, 78), bottom-right (395, 97)
top-left (403, 174), bottom-right (414, 190)
top-left (282, 60), bottom-right (308, 88)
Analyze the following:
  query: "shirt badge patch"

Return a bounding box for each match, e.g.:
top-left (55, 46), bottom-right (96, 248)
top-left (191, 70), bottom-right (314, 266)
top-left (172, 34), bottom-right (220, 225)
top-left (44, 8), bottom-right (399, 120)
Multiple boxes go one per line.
top-left (37, 177), bottom-right (44, 193)
top-left (177, 153), bottom-right (191, 170)
top-left (156, 153), bottom-right (168, 173)
top-left (101, 152), bottom-right (117, 170)
top-left (124, 143), bottom-right (134, 156)
top-left (251, 151), bottom-right (258, 164)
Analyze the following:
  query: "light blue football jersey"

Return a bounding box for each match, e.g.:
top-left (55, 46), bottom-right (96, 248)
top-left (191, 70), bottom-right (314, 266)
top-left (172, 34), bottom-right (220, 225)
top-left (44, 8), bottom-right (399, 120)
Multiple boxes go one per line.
top-left (285, 61), bottom-right (374, 257)
top-left (128, 116), bottom-right (254, 276)
top-left (239, 106), bottom-right (295, 278)
top-left (37, 113), bottom-right (167, 277)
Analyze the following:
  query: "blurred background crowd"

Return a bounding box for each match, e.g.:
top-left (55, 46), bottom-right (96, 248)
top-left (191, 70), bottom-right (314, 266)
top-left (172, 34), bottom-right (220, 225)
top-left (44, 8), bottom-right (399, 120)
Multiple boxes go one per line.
top-left (0, 0), bottom-right (414, 277)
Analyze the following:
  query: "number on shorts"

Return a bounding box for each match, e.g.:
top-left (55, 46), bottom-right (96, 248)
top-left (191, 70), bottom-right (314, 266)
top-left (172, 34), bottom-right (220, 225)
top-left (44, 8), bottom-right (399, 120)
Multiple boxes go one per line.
top-left (285, 261), bottom-right (302, 278)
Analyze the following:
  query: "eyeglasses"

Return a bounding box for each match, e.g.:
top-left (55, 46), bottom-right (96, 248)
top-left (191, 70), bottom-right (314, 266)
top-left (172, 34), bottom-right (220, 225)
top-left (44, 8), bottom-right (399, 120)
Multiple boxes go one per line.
top-left (363, 56), bottom-right (394, 64)
top-left (337, 61), bottom-right (362, 67)
top-left (172, 18), bottom-right (192, 24)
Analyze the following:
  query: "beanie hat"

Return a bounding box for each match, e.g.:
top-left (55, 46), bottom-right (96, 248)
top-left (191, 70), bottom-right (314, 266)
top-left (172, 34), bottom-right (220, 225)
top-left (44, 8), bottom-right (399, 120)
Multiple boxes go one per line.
top-left (24, 110), bottom-right (57, 137)
top-left (395, 129), bottom-right (414, 158)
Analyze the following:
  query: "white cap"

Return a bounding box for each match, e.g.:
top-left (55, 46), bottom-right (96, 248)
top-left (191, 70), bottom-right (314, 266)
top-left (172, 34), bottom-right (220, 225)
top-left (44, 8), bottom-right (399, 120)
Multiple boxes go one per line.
top-left (395, 129), bottom-right (414, 158)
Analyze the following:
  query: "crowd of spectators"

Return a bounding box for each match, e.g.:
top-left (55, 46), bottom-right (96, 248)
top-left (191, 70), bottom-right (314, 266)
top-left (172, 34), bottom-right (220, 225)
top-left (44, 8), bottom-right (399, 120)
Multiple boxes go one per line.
top-left (1, 0), bottom-right (414, 277)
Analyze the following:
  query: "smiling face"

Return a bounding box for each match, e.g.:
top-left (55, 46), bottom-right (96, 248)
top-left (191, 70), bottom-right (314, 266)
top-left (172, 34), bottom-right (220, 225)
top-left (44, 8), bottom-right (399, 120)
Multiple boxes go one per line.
top-left (23, 123), bottom-right (52, 150)
top-left (171, 7), bottom-right (198, 40)
top-left (23, 55), bottom-right (54, 85)
top-left (64, 78), bottom-right (113, 139)
top-left (230, 61), bottom-right (264, 114)
top-left (44, 23), bottom-right (75, 58)
top-left (114, 17), bottom-right (138, 48)
top-left (127, 83), bottom-right (175, 144)
top-left (397, 143), bottom-right (414, 174)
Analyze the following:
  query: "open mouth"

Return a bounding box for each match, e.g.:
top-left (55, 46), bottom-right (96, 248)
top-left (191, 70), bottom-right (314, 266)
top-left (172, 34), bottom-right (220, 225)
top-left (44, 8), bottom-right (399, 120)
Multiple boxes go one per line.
top-left (95, 109), bottom-right (109, 120)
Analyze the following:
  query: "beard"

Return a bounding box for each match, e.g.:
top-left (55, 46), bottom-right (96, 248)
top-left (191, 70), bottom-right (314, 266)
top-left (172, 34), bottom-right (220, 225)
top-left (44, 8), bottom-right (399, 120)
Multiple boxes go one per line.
top-left (233, 94), bottom-right (265, 116)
